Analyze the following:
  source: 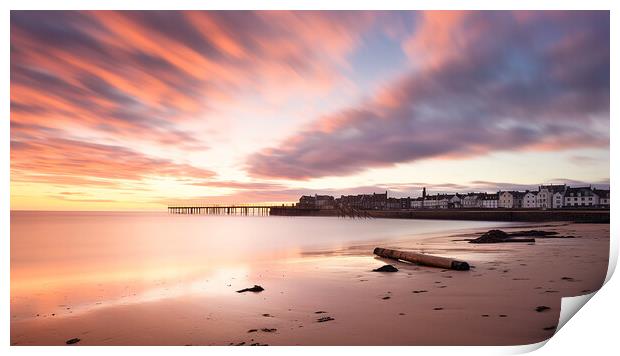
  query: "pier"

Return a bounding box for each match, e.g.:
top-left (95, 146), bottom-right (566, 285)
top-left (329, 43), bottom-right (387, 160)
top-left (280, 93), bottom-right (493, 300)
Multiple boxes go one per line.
top-left (168, 204), bottom-right (295, 216)
top-left (168, 204), bottom-right (375, 218)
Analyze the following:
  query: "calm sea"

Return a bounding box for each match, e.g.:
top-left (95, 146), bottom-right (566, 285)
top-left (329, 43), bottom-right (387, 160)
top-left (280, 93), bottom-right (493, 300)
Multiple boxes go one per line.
top-left (11, 211), bottom-right (510, 318)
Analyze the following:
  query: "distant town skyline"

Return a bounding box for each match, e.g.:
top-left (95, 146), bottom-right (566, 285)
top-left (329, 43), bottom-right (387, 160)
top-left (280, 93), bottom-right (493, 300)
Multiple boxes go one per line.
top-left (11, 11), bottom-right (609, 210)
top-left (292, 183), bottom-right (610, 210)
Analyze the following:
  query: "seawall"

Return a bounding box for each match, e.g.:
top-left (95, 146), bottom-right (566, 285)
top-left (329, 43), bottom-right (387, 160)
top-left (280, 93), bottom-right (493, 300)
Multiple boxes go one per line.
top-left (269, 207), bottom-right (610, 223)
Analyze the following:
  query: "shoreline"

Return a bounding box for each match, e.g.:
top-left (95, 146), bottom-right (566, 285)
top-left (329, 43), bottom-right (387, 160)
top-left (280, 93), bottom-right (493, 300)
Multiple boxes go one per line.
top-left (270, 207), bottom-right (610, 223)
top-left (10, 221), bottom-right (609, 346)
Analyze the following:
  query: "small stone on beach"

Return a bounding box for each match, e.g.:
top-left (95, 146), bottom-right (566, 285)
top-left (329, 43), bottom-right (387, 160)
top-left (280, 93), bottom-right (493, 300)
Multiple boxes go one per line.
top-left (535, 306), bottom-right (551, 312)
top-left (236, 285), bottom-right (264, 293)
top-left (247, 329), bottom-right (258, 333)
top-left (260, 328), bottom-right (277, 333)
top-left (65, 338), bottom-right (80, 345)
top-left (317, 316), bottom-right (334, 323)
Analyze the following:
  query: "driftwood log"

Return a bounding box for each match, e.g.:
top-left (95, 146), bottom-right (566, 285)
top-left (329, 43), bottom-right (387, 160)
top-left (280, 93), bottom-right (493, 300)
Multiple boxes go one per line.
top-left (373, 247), bottom-right (470, 271)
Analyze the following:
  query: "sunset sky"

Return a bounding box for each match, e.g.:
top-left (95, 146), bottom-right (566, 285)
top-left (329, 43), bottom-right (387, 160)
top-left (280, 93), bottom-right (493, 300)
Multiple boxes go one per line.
top-left (10, 11), bottom-right (610, 211)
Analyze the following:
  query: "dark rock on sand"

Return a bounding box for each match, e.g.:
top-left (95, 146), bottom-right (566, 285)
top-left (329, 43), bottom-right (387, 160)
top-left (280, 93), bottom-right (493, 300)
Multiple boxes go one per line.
top-left (317, 316), bottom-right (334, 322)
top-left (372, 265), bottom-right (398, 272)
top-left (314, 311), bottom-right (327, 314)
top-left (433, 307), bottom-right (444, 311)
top-left (247, 329), bottom-right (258, 333)
top-left (470, 229), bottom-right (535, 243)
top-left (469, 230), bottom-right (510, 243)
top-left (65, 338), bottom-right (81, 345)
top-left (412, 290), bottom-right (428, 294)
top-left (236, 285), bottom-right (264, 293)
top-left (536, 306), bottom-right (551, 312)
top-left (543, 326), bottom-right (557, 331)
top-left (260, 328), bottom-right (277, 333)
top-left (382, 296), bottom-right (391, 300)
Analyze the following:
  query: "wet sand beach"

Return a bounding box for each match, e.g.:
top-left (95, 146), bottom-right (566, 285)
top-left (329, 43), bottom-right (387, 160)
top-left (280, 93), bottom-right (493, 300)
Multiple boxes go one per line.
top-left (10, 214), bottom-right (609, 346)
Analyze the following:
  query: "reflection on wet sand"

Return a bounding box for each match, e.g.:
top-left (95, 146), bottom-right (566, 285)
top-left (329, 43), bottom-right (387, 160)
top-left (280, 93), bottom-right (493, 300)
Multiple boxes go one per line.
top-left (10, 212), bottom-right (608, 345)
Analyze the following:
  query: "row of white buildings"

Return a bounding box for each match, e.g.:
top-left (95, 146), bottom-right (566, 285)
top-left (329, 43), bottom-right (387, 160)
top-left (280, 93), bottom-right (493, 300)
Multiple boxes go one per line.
top-left (411, 184), bottom-right (610, 209)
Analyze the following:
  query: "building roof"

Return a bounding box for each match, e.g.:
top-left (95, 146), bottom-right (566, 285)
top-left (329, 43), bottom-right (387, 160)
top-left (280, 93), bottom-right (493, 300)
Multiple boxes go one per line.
top-left (539, 184), bottom-right (567, 194)
top-left (592, 189), bottom-right (610, 198)
top-left (565, 187), bottom-right (595, 196)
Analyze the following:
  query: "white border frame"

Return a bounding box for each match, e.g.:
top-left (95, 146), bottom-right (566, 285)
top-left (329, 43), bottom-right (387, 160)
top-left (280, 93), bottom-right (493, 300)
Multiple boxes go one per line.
top-left (2, 1), bottom-right (616, 356)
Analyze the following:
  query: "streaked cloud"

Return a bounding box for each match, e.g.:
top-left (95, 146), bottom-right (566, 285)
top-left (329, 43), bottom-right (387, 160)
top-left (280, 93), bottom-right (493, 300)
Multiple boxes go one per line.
top-left (10, 11), bottom-right (610, 209)
top-left (10, 137), bottom-right (216, 186)
top-left (247, 11), bottom-right (609, 179)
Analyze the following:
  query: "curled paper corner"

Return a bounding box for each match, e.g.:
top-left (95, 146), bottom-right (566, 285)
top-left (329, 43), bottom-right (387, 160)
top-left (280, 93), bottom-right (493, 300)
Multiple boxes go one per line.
top-left (509, 291), bottom-right (599, 354)
top-left (556, 291), bottom-right (597, 333)
top-left (554, 230), bottom-right (616, 336)
top-left (518, 234), bottom-right (616, 353)
top-left (526, 226), bottom-right (618, 351)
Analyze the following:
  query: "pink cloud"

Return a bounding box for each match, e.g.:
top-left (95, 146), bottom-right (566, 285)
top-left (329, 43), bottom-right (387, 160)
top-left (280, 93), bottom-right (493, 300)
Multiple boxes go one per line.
top-left (247, 11), bottom-right (609, 180)
top-left (10, 137), bottom-right (216, 186)
top-left (11, 11), bottom-right (379, 190)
